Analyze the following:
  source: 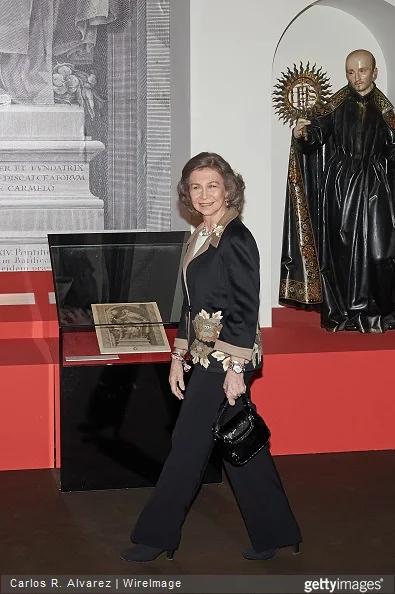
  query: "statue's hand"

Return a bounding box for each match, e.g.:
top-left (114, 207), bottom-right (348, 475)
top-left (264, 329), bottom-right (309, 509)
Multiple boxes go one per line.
top-left (293, 118), bottom-right (311, 140)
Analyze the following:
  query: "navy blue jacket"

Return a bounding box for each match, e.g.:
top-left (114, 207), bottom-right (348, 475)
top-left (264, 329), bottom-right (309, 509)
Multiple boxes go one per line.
top-left (174, 208), bottom-right (262, 373)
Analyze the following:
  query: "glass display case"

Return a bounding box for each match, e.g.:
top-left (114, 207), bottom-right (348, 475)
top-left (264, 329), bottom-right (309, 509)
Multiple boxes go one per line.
top-left (48, 231), bottom-right (222, 492)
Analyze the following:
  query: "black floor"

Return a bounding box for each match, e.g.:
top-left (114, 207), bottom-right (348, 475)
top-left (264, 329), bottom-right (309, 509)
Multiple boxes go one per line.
top-left (1, 450), bottom-right (394, 576)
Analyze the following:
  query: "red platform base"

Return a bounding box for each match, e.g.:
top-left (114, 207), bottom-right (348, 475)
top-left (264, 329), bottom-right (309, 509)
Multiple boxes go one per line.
top-left (0, 268), bottom-right (394, 471)
top-left (0, 272), bottom-right (58, 471)
top-left (0, 339), bottom-right (56, 470)
top-left (253, 308), bottom-right (395, 456)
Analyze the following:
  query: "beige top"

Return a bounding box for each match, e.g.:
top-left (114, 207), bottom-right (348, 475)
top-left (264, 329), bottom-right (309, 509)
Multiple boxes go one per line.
top-left (192, 233), bottom-right (209, 256)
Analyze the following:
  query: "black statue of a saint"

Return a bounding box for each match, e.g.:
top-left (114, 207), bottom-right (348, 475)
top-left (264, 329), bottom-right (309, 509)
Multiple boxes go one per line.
top-left (280, 49), bottom-right (395, 333)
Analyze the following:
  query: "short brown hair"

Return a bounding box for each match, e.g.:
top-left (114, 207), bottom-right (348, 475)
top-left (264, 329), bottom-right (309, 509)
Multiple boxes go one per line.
top-left (177, 152), bottom-right (245, 213)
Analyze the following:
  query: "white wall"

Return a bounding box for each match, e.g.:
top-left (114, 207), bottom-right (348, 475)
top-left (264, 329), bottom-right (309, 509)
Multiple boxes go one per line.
top-left (188, 0), bottom-right (395, 327)
top-left (321, 0), bottom-right (395, 99)
top-left (271, 5), bottom-right (387, 307)
top-left (189, 0), bottom-right (309, 327)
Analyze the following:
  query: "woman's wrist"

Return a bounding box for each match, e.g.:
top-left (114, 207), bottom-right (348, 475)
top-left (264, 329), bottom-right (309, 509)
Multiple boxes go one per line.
top-left (171, 349), bottom-right (191, 372)
top-left (228, 359), bottom-right (246, 374)
top-left (171, 356), bottom-right (183, 363)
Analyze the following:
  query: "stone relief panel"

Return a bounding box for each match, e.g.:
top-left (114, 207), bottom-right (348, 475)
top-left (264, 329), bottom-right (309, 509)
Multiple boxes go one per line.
top-left (0, 0), bottom-right (171, 271)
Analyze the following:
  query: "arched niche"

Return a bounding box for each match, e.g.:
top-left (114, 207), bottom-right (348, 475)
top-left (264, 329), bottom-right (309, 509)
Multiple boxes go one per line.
top-left (270, 0), bottom-right (395, 309)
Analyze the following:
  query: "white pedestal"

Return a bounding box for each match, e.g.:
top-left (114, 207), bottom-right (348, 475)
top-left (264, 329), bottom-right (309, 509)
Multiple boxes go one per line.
top-left (0, 140), bottom-right (105, 233)
top-left (0, 104), bottom-right (86, 140)
top-left (0, 105), bottom-right (105, 271)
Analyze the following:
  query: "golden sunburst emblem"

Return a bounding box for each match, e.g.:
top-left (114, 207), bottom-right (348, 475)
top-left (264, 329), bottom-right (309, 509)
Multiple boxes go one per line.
top-left (273, 62), bottom-right (332, 125)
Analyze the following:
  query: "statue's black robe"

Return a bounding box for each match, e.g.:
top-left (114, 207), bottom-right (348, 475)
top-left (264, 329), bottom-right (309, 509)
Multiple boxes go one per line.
top-left (279, 84), bottom-right (395, 332)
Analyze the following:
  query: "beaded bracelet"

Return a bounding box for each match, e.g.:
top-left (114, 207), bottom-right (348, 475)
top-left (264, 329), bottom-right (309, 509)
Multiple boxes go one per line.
top-left (171, 351), bottom-right (191, 372)
top-left (172, 349), bottom-right (185, 357)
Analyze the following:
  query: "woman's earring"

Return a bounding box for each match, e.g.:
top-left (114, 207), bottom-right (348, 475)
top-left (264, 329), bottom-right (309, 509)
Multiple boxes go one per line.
top-left (225, 199), bottom-right (229, 208)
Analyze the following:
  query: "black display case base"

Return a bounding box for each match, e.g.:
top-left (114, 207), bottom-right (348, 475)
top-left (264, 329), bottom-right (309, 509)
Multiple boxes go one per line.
top-left (60, 362), bottom-right (222, 492)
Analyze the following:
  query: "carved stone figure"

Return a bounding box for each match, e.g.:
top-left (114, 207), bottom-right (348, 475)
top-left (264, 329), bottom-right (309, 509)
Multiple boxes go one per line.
top-left (0, 0), bottom-right (118, 104)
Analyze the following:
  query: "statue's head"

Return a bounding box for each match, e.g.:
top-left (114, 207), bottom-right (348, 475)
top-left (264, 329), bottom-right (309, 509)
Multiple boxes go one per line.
top-left (345, 50), bottom-right (377, 96)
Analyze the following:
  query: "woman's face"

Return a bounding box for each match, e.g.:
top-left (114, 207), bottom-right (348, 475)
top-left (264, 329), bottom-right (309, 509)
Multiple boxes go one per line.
top-left (188, 167), bottom-right (228, 219)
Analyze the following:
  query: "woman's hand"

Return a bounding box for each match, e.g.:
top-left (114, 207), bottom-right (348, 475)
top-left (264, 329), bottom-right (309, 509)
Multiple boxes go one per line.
top-left (169, 359), bottom-right (185, 400)
top-left (223, 369), bottom-right (246, 406)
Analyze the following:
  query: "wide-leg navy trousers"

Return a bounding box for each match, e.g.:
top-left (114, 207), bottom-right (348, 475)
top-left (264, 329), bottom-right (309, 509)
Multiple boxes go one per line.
top-left (131, 368), bottom-right (301, 552)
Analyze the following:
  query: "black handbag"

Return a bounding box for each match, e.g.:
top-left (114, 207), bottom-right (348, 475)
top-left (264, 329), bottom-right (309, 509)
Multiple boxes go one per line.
top-left (213, 395), bottom-right (271, 466)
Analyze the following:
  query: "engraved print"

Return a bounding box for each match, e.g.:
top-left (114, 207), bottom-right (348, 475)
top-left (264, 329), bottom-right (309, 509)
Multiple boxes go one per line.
top-left (91, 302), bottom-right (170, 354)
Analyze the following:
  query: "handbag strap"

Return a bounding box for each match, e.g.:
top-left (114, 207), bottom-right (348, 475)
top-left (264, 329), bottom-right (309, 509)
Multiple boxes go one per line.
top-left (213, 394), bottom-right (253, 435)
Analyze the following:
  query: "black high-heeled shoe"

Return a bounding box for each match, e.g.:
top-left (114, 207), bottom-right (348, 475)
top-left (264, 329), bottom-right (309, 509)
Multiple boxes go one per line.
top-left (120, 544), bottom-right (175, 562)
top-left (242, 542), bottom-right (300, 560)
